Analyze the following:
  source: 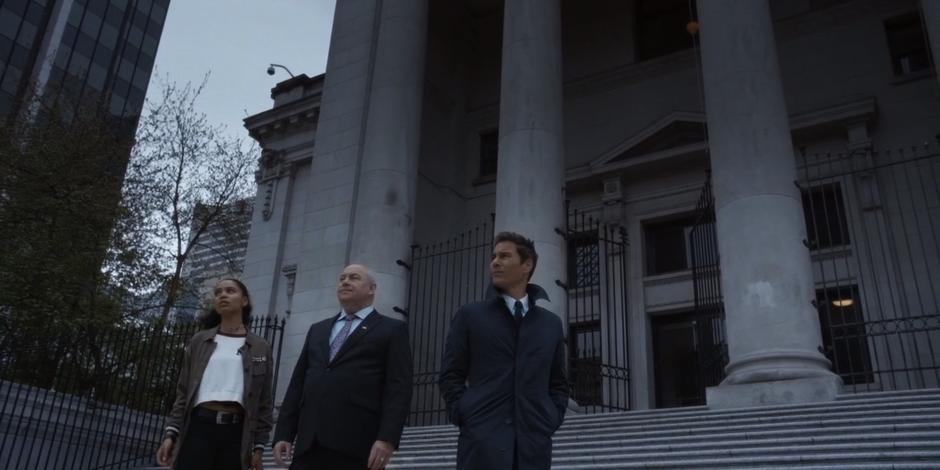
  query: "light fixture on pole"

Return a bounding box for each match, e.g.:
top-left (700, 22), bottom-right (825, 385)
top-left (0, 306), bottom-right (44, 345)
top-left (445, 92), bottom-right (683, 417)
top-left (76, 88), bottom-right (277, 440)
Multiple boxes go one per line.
top-left (266, 63), bottom-right (296, 78)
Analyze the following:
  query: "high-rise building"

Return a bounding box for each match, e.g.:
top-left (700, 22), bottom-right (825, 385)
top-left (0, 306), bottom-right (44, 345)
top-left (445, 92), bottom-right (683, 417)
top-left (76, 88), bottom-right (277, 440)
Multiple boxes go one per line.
top-left (0, 0), bottom-right (172, 327)
top-left (0, 0), bottom-right (169, 126)
top-left (176, 198), bottom-right (254, 322)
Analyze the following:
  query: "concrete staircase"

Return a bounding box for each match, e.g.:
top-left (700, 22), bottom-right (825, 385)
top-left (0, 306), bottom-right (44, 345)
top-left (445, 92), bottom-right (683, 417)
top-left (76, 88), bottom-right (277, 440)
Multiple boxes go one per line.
top-left (384, 388), bottom-right (940, 469)
top-left (140, 388), bottom-right (940, 469)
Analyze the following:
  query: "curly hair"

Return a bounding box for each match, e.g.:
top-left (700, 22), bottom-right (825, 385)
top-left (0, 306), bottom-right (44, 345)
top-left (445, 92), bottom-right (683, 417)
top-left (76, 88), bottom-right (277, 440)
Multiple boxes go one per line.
top-left (201, 278), bottom-right (253, 329)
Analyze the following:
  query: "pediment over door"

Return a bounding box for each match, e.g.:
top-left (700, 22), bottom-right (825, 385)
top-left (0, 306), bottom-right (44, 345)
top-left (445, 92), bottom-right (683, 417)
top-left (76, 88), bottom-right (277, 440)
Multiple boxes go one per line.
top-left (586, 111), bottom-right (708, 173)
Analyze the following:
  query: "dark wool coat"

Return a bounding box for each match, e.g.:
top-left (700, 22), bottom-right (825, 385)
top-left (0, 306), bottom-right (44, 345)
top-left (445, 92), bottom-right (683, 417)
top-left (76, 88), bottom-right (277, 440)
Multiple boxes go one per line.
top-left (439, 284), bottom-right (569, 470)
top-left (274, 310), bottom-right (413, 460)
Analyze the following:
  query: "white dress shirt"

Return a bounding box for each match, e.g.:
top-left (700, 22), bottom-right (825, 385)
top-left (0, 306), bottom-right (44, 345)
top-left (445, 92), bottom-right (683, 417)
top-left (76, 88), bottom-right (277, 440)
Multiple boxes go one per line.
top-left (329, 305), bottom-right (374, 342)
top-left (502, 294), bottom-right (529, 317)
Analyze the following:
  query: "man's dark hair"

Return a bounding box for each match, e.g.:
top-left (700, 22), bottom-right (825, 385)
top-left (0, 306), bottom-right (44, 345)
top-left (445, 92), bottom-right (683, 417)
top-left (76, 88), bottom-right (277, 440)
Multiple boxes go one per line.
top-left (494, 231), bottom-right (538, 280)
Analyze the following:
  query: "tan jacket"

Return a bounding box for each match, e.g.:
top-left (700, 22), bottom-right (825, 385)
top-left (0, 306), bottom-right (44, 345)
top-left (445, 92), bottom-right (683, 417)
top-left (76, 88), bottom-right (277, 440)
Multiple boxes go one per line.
top-left (164, 327), bottom-right (274, 469)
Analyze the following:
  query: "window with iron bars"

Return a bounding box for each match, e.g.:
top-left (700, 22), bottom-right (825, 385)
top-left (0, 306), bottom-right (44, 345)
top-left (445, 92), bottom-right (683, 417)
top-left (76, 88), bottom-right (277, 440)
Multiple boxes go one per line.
top-left (816, 285), bottom-right (874, 385)
top-left (567, 231), bottom-right (599, 288)
top-left (568, 321), bottom-right (602, 405)
top-left (801, 182), bottom-right (851, 250)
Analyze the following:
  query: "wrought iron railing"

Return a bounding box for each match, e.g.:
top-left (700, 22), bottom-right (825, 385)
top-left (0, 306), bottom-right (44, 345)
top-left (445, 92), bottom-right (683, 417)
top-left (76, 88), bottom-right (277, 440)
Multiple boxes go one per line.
top-left (798, 138), bottom-right (940, 392)
top-left (402, 211), bottom-right (632, 424)
top-left (563, 209), bottom-right (631, 413)
top-left (402, 222), bottom-right (494, 426)
top-left (690, 176), bottom-right (728, 393)
top-left (0, 316), bottom-right (284, 469)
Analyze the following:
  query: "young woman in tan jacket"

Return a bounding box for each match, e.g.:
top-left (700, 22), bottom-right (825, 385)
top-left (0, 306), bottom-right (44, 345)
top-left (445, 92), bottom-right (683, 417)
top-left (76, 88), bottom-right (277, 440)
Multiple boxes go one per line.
top-left (156, 278), bottom-right (274, 470)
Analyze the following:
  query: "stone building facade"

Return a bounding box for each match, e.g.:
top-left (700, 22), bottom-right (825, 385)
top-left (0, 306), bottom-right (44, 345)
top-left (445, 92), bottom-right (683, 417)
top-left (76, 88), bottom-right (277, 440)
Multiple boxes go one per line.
top-left (241, 0), bottom-right (940, 416)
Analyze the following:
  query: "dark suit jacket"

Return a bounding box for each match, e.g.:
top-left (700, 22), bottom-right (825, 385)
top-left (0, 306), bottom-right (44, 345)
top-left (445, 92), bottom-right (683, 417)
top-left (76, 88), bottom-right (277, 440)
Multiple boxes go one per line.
top-left (439, 284), bottom-right (569, 470)
top-left (274, 310), bottom-right (413, 459)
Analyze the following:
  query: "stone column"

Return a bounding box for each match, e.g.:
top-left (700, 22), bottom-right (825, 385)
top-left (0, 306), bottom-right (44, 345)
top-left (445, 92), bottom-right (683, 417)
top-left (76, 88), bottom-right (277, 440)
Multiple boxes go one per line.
top-left (348, 0), bottom-right (428, 318)
top-left (494, 0), bottom-right (566, 316)
top-left (922, 0), bottom-right (940, 92)
top-left (697, 0), bottom-right (842, 408)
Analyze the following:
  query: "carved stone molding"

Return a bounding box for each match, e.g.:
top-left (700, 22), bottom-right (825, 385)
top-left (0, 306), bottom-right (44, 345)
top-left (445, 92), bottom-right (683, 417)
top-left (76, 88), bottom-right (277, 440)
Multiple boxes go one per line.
top-left (281, 264), bottom-right (298, 316)
top-left (256, 149), bottom-right (290, 221)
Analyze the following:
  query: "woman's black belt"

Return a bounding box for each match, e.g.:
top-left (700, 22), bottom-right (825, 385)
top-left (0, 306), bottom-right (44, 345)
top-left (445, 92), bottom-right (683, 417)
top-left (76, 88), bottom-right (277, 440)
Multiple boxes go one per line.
top-left (193, 406), bottom-right (243, 424)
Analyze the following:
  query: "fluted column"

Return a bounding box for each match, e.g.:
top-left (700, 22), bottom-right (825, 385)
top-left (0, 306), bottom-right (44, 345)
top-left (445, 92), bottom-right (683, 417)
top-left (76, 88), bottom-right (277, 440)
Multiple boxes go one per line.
top-left (349, 0), bottom-right (428, 318)
top-left (697, 0), bottom-right (842, 408)
top-left (494, 0), bottom-right (566, 316)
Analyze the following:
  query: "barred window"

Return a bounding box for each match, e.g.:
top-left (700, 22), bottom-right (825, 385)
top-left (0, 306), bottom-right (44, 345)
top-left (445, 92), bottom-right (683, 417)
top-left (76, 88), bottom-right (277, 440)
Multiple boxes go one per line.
top-left (568, 321), bottom-right (601, 405)
top-left (816, 286), bottom-right (873, 385)
top-left (567, 231), bottom-right (599, 288)
top-left (801, 182), bottom-right (850, 250)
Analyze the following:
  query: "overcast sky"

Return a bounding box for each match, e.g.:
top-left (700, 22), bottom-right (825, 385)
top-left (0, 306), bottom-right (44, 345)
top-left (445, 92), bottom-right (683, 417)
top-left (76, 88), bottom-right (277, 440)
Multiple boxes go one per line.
top-left (146, 0), bottom-right (336, 142)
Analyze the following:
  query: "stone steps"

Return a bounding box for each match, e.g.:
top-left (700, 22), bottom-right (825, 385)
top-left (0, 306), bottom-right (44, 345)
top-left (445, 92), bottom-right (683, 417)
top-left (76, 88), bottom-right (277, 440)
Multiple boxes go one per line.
top-left (398, 408), bottom-right (940, 446)
top-left (124, 392), bottom-right (940, 469)
top-left (384, 388), bottom-right (940, 469)
top-left (400, 390), bottom-right (940, 437)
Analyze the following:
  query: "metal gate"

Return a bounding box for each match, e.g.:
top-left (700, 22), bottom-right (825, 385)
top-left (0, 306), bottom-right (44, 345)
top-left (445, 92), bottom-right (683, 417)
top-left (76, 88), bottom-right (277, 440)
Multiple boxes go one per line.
top-left (563, 210), bottom-right (631, 413)
top-left (687, 138), bottom-right (940, 395)
top-left (401, 222), bottom-right (494, 426)
top-left (690, 177), bottom-right (728, 391)
top-left (797, 140), bottom-right (940, 391)
top-left (402, 212), bottom-right (632, 425)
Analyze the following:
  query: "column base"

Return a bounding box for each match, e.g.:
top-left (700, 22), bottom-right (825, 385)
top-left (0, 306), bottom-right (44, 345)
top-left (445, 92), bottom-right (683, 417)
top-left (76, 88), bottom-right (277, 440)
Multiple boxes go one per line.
top-left (706, 374), bottom-right (843, 410)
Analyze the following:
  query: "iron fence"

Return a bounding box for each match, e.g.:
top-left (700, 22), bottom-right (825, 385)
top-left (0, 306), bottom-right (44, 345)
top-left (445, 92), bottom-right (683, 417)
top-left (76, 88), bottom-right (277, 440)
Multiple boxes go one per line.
top-left (690, 176), bottom-right (728, 393)
top-left (0, 316), bottom-right (284, 470)
top-left (563, 209), bottom-right (631, 413)
top-left (798, 139), bottom-right (940, 392)
top-left (402, 222), bottom-right (494, 426)
top-left (402, 211), bottom-right (632, 424)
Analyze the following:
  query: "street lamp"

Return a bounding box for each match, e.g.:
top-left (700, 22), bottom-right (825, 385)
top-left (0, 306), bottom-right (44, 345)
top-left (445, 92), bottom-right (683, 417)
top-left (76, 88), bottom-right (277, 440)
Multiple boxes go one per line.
top-left (266, 63), bottom-right (295, 78)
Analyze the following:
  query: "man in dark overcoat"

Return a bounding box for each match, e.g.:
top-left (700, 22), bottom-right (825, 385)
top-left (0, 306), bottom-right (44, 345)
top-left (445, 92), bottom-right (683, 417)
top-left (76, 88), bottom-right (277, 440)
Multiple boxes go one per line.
top-left (439, 231), bottom-right (570, 470)
top-left (273, 264), bottom-right (412, 470)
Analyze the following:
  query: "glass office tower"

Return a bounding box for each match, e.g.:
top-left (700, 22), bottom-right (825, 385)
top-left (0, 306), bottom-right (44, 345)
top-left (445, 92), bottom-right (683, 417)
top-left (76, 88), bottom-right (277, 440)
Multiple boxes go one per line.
top-left (0, 0), bottom-right (169, 124)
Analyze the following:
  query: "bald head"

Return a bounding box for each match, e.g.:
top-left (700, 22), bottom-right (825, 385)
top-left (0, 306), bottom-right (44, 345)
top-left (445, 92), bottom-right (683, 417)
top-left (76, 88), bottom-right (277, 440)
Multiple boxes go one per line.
top-left (337, 264), bottom-right (377, 312)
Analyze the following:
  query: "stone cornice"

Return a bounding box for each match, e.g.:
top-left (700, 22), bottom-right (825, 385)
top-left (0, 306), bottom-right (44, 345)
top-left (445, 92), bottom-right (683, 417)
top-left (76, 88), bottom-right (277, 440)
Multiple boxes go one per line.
top-left (244, 94), bottom-right (321, 142)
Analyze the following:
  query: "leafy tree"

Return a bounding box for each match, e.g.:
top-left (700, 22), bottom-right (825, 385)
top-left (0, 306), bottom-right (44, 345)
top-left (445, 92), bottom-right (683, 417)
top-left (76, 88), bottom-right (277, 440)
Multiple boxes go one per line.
top-left (120, 75), bottom-right (257, 327)
top-left (0, 75), bottom-right (257, 392)
top-left (0, 99), bottom-right (133, 383)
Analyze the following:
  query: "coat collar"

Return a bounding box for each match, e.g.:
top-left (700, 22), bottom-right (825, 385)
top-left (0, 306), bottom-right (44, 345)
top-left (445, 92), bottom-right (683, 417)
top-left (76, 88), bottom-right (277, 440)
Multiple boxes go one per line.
top-left (485, 283), bottom-right (550, 305)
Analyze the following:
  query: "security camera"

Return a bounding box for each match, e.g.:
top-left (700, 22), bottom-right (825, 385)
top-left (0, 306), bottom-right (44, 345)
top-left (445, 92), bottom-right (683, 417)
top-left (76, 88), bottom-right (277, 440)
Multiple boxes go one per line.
top-left (266, 66), bottom-right (275, 76)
